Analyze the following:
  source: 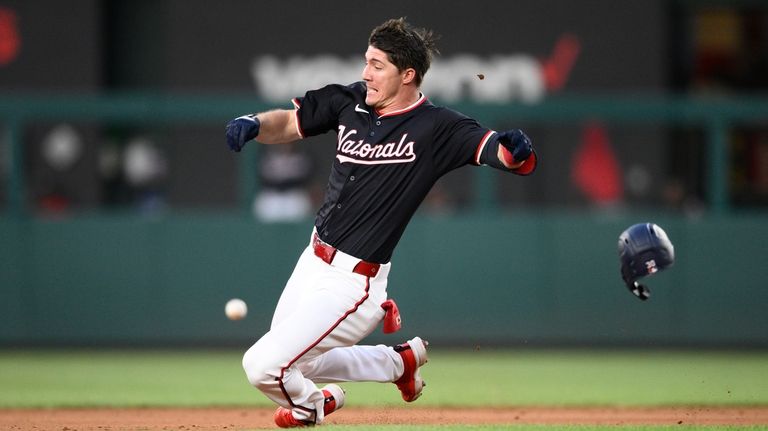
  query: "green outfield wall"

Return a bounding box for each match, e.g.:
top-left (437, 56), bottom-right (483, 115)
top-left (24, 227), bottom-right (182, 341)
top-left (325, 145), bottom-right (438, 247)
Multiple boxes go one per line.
top-left (1, 213), bottom-right (766, 347)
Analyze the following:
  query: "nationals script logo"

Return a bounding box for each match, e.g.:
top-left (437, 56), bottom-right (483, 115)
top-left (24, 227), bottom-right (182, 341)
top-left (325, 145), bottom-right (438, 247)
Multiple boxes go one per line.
top-left (336, 125), bottom-right (416, 165)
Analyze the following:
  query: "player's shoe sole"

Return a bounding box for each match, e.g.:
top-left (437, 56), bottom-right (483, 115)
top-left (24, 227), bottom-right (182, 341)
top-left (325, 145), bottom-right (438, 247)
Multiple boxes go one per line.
top-left (393, 336), bottom-right (429, 402)
top-left (273, 384), bottom-right (345, 428)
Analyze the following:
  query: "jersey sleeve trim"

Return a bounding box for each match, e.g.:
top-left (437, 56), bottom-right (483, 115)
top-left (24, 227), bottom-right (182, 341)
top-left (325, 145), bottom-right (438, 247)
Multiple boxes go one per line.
top-left (291, 98), bottom-right (305, 139)
top-left (473, 130), bottom-right (497, 165)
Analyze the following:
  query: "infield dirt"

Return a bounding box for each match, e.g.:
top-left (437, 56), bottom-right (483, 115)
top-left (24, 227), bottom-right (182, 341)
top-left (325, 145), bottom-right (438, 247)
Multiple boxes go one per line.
top-left (2, 406), bottom-right (768, 430)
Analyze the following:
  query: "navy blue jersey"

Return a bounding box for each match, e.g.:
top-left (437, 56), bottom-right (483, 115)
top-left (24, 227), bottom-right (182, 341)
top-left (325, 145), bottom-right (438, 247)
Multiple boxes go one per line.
top-left (293, 82), bottom-right (496, 263)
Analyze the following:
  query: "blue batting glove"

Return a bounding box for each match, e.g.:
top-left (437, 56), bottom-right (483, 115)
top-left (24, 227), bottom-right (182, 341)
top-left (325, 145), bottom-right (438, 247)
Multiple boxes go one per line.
top-left (497, 129), bottom-right (532, 162)
top-left (225, 114), bottom-right (261, 152)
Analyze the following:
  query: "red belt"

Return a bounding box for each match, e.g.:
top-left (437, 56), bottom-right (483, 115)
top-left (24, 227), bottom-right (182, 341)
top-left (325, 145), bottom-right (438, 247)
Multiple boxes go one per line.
top-left (312, 234), bottom-right (380, 277)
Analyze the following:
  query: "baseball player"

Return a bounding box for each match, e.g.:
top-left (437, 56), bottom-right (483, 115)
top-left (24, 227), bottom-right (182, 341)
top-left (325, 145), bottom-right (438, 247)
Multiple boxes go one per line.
top-left (226, 18), bottom-right (537, 428)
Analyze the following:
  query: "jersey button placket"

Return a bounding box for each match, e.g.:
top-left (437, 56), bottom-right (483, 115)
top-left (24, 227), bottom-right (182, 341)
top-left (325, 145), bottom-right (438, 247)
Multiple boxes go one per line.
top-left (370, 117), bottom-right (382, 137)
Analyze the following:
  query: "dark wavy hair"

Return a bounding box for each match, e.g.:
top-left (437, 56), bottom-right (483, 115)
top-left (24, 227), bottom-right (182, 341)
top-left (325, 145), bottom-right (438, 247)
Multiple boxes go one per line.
top-left (368, 18), bottom-right (439, 86)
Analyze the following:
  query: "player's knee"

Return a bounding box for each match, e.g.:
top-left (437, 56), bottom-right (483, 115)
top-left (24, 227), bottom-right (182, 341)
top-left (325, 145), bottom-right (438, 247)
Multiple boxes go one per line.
top-left (242, 345), bottom-right (280, 389)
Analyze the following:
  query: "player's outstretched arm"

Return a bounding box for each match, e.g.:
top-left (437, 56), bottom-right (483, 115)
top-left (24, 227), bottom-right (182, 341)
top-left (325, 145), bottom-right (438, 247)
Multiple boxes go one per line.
top-left (225, 109), bottom-right (301, 152)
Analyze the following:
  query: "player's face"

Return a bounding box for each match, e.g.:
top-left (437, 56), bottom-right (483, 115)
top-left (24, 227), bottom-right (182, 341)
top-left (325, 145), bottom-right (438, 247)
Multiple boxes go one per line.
top-left (362, 46), bottom-right (408, 111)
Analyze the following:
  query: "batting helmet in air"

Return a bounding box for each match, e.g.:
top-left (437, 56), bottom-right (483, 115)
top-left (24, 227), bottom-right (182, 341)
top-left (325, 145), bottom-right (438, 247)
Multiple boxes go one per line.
top-left (618, 222), bottom-right (675, 301)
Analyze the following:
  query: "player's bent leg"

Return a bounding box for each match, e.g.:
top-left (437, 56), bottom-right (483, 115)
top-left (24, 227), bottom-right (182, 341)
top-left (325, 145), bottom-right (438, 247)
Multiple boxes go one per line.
top-left (298, 344), bottom-right (402, 383)
top-left (295, 338), bottom-right (428, 402)
top-left (242, 266), bottom-right (384, 423)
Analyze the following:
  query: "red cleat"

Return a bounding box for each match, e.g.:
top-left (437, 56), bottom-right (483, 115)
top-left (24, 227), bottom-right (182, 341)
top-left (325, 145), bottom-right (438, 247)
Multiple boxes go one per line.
top-left (393, 336), bottom-right (429, 402)
top-left (273, 384), bottom-right (345, 428)
top-left (273, 407), bottom-right (309, 428)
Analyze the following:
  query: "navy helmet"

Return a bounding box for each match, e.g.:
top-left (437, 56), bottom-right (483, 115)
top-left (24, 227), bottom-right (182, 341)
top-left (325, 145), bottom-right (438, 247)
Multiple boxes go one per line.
top-left (618, 223), bottom-right (675, 300)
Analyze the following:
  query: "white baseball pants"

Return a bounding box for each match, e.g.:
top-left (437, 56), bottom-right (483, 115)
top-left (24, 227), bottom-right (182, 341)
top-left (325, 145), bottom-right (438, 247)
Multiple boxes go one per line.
top-left (241, 232), bottom-right (405, 423)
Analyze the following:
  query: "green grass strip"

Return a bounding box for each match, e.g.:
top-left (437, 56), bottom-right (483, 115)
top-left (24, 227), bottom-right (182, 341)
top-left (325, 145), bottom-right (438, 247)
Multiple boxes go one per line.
top-left (0, 349), bottom-right (767, 408)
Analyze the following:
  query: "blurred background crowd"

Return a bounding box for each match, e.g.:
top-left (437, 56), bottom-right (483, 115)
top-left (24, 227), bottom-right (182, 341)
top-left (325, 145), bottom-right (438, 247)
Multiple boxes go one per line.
top-left (1, 0), bottom-right (767, 221)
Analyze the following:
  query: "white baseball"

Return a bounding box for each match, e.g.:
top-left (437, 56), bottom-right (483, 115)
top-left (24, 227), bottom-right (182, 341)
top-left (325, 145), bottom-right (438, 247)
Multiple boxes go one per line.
top-left (225, 298), bottom-right (248, 320)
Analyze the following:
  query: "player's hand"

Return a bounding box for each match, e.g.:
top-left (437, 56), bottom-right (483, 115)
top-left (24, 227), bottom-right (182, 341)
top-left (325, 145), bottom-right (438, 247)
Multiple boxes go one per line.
top-left (497, 129), bottom-right (537, 175)
top-left (497, 129), bottom-right (532, 162)
top-left (225, 114), bottom-right (261, 152)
